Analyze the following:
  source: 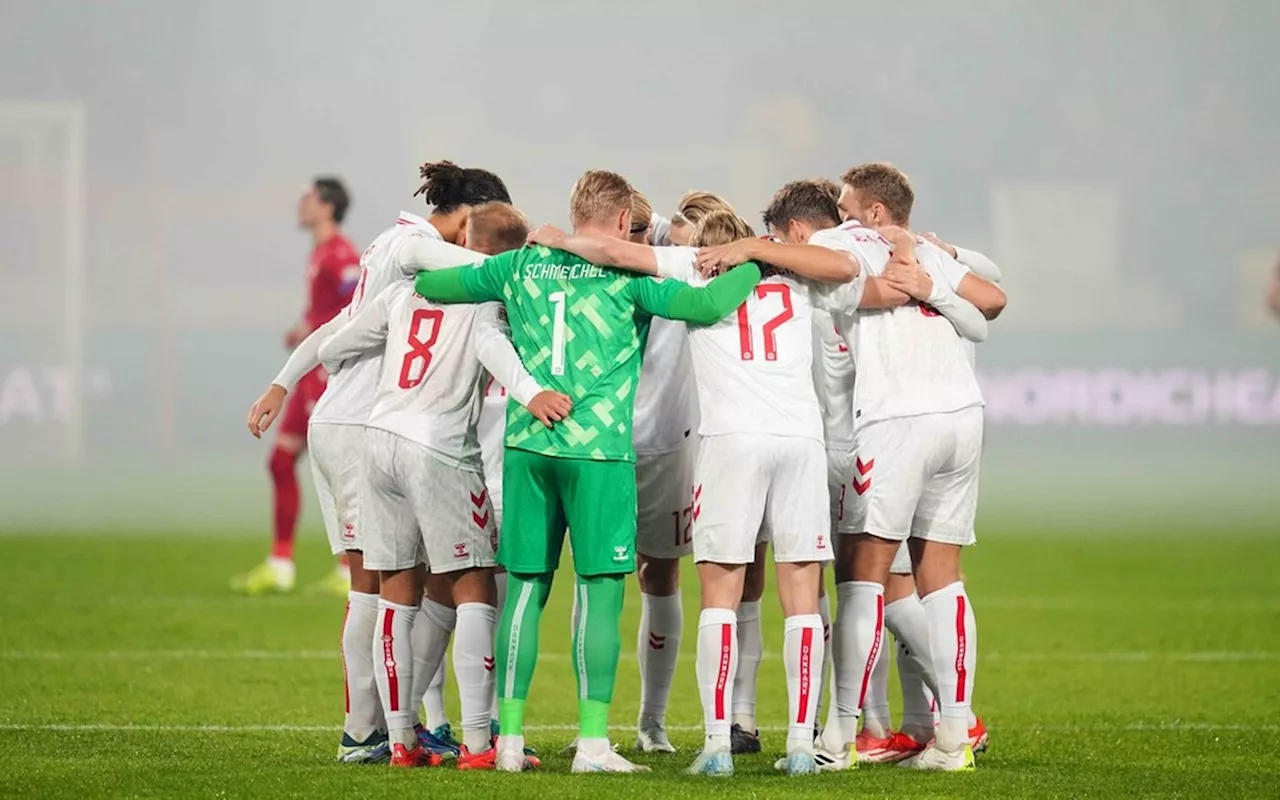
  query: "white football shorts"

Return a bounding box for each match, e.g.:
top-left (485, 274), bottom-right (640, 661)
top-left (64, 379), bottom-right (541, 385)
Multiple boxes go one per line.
top-left (832, 406), bottom-right (984, 546)
top-left (308, 422), bottom-right (366, 556)
top-left (693, 433), bottom-right (831, 565)
top-left (360, 428), bottom-right (498, 573)
top-left (635, 439), bottom-right (698, 560)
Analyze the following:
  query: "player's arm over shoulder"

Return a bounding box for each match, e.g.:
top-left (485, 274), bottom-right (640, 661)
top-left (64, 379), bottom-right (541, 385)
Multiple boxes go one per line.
top-left (414, 249), bottom-right (515, 304)
top-left (316, 283), bottom-right (396, 370)
top-left (396, 233), bottom-right (486, 276)
top-left (631, 261), bottom-right (761, 326)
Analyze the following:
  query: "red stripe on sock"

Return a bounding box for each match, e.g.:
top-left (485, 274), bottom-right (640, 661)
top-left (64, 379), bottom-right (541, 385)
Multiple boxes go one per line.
top-left (714, 623), bottom-right (732, 720)
top-left (341, 602), bottom-right (351, 714)
top-left (796, 626), bottom-right (814, 724)
top-left (954, 594), bottom-right (968, 704)
top-left (856, 594), bottom-right (885, 710)
top-left (381, 608), bottom-right (400, 712)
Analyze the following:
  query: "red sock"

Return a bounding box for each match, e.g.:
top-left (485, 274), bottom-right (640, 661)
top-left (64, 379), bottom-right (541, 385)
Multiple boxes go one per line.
top-left (268, 447), bottom-right (299, 560)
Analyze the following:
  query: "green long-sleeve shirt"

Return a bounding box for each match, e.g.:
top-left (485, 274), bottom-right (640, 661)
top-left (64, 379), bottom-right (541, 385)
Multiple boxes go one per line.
top-left (416, 244), bottom-right (760, 461)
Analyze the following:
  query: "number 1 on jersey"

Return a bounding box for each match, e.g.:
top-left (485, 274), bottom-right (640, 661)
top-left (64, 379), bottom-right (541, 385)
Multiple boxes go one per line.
top-left (549, 290), bottom-right (567, 376)
top-left (736, 284), bottom-right (794, 361)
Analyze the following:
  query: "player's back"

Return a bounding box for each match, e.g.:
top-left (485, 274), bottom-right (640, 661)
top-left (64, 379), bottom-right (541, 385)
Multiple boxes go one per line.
top-left (652, 246), bottom-right (820, 441)
top-left (632, 318), bottom-right (699, 455)
top-left (366, 281), bottom-right (487, 468)
top-left (831, 221), bottom-right (982, 424)
top-left (812, 307), bottom-right (855, 450)
top-left (312, 213), bottom-right (442, 425)
top-left (489, 245), bottom-right (661, 462)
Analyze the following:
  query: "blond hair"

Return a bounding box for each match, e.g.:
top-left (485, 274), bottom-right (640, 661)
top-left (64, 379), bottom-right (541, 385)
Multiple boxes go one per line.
top-left (466, 202), bottom-right (530, 255)
top-left (630, 189), bottom-right (653, 236)
top-left (841, 162), bottom-right (914, 225)
top-left (569, 170), bottom-right (634, 228)
top-left (689, 210), bottom-right (755, 248)
top-left (672, 190), bottom-right (735, 229)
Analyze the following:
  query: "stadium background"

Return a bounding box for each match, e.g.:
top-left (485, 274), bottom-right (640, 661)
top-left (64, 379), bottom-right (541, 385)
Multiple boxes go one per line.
top-left (3, 1), bottom-right (1276, 536)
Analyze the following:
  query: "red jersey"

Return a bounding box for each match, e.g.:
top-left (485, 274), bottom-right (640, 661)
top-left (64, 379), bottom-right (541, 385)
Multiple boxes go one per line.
top-left (305, 233), bottom-right (361, 330)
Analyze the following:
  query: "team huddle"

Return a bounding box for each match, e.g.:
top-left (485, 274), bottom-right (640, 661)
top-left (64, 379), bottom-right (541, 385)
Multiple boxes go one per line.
top-left (246, 160), bottom-right (1007, 776)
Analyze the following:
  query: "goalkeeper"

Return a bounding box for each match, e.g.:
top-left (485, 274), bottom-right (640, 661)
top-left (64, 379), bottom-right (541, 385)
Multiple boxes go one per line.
top-left (415, 170), bottom-right (760, 774)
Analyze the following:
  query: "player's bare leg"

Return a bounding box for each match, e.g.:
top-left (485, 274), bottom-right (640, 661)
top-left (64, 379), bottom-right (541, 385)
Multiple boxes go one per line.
top-left (688, 561), bottom-right (745, 776)
top-left (375, 567), bottom-right (439, 768)
top-left (730, 544), bottom-right (767, 754)
top-left (824, 534), bottom-right (897, 765)
top-left (772, 559), bottom-right (824, 776)
top-left (337, 550), bottom-right (389, 763)
top-left (901, 539), bottom-right (977, 771)
top-left (635, 553), bottom-right (681, 753)
top-left (411, 569), bottom-right (458, 757)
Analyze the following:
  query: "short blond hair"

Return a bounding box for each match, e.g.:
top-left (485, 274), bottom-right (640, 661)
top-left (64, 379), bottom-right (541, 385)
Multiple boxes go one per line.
top-left (630, 189), bottom-right (653, 236)
top-left (672, 190), bottom-right (735, 229)
top-left (689, 210), bottom-right (755, 248)
top-left (569, 170), bottom-right (634, 228)
top-left (841, 162), bottom-right (914, 225)
top-left (466, 202), bottom-right (530, 255)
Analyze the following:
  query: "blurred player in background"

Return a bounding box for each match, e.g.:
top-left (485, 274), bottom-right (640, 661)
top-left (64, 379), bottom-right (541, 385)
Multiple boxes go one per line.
top-left (417, 170), bottom-right (761, 774)
top-left (245, 163), bottom-right (516, 764)
top-left (234, 177), bottom-right (359, 596)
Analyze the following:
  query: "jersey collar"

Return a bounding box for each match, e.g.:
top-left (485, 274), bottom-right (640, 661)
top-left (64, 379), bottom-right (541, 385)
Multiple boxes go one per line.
top-left (395, 210), bottom-right (442, 240)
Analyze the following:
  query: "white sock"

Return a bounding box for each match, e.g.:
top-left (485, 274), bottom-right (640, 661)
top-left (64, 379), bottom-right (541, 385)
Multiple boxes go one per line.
top-left (342, 592), bottom-right (382, 741)
top-left (920, 581), bottom-right (976, 751)
top-left (860, 631), bottom-right (891, 739)
top-left (267, 556), bottom-right (294, 582)
top-left (490, 572), bottom-right (508, 723)
top-left (831, 581), bottom-right (884, 748)
top-left (696, 607), bottom-right (737, 753)
top-left (817, 590), bottom-right (833, 724)
top-left (373, 598), bottom-right (417, 747)
top-left (412, 597), bottom-right (456, 729)
top-left (885, 593), bottom-right (937, 741)
top-left (783, 614), bottom-right (823, 756)
top-left (732, 600), bottom-right (762, 730)
top-left (638, 591), bottom-right (682, 725)
top-left (454, 602), bottom-right (497, 753)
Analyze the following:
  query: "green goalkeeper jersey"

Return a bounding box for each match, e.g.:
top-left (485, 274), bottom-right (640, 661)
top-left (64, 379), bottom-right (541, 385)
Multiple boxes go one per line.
top-left (415, 245), bottom-right (759, 462)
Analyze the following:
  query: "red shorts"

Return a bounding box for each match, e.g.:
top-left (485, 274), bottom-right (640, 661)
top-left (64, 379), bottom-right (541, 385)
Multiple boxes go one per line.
top-left (278, 366), bottom-right (328, 439)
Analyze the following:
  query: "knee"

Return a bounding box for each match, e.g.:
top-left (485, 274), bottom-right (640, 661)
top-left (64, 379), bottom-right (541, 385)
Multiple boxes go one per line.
top-left (637, 556), bottom-right (680, 596)
top-left (268, 447), bottom-right (296, 481)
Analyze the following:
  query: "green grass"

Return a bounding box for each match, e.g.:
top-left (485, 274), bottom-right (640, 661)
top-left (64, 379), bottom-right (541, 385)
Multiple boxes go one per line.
top-left (2, 529), bottom-right (1279, 798)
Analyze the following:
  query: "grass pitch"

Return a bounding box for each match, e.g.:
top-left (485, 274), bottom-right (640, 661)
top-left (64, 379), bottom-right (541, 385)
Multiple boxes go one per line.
top-left (1, 528), bottom-right (1278, 798)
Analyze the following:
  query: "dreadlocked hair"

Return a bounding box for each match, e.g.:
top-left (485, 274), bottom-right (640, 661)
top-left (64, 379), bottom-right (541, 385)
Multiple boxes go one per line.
top-left (414, 160), bottom-right (512, 214)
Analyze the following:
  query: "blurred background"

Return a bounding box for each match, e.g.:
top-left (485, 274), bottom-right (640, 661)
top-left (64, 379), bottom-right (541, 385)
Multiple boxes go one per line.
top-left (1, 0), bottom-right (1277, 536)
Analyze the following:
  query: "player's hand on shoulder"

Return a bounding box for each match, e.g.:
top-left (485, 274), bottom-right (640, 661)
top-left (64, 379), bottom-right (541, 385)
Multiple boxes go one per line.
top-left (696, 238), bottom-right (757, 277)
top-left (247, 384), bottom-right (288, 438)
top-left (527, 390), bottom-right (573, 428)
top-left (527, 224), bottom-right (568, 250)
top-left (882, 258), bottom-right (933, 302)
top-left (920, 231), bottom-right (958, 260)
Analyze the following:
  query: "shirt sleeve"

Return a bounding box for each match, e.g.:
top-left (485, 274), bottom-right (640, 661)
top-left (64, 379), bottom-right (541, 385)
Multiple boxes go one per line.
top-left (473, 303), bottom-right (543, 408)
top-left (395, 234), bottom-right (487, 276)
top-left (811, 274), bottom-right (867, 313)
top-left (927, 246), bottom-right (971, 291)
top-left (954, 246), bottom-right (1002, 283)
top-left (414, 250), bottom-right (514, 303)
top-left (272, 313), bottom-right (344, 388)
top-left (316, 286), bottom-right (393, 372)
top-left (631, 262), bottom-right (761, 325)
top-left (923, 262), bottom-right (988, 342)
top-left (652, 246), bottom-right (702, 282)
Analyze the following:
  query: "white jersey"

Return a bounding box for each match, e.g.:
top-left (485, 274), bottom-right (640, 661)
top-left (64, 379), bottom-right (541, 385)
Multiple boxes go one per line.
top-left (309, 211), bottom-right (444, 426)
top-left (478, 376), bottom-right (507, 490)
top-left (654, 247), bottom-right (823, 442)
top-left (632, 319), bottom-right (699, 455)
top-left (317, 280), bottom-right (537, 471)
top-left (812, 221), bottom-right (984, 425)
top-left (811, 307), bottom-right (855, 450)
